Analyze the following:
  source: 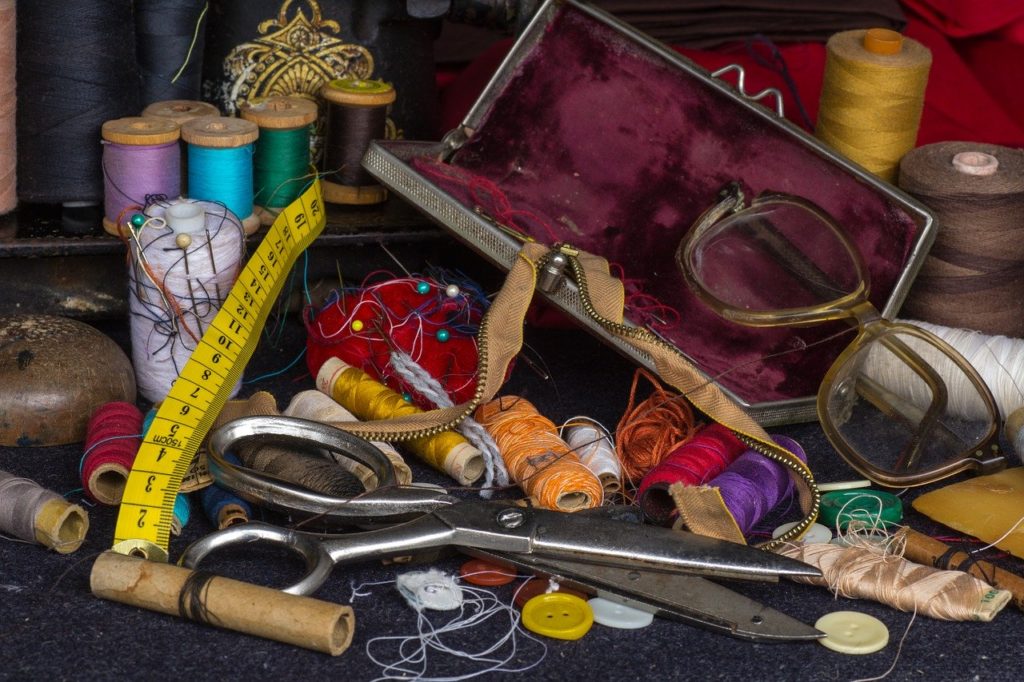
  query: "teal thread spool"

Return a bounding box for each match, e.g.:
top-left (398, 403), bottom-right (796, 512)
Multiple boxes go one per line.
top-left (180, 115), bottom-right (261, 234)
top-left (240, 95), bottom-right (317, 226)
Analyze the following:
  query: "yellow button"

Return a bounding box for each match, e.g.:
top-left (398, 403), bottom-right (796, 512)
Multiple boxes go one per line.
top-left (521, 593), bottom-right (594, 641)
top-left (815, 610), bottom-right (889, 655)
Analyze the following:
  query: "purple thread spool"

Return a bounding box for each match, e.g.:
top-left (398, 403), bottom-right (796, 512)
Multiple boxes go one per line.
top-left (711, 434), bottom-right (807, 536)
top-left (100, 116), bottom-right (181, 236)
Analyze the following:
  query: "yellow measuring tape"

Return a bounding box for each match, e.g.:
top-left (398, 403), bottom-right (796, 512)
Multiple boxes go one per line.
top-left (112, 181), bottom-right (326, 561)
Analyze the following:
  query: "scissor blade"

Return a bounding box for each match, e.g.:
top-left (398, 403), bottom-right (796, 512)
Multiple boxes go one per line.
top-left (524, 507), bottom-right (821, 581)
top-left (470, 550), bottom-right (823, 642)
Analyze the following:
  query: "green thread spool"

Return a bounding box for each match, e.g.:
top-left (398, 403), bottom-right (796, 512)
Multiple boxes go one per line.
top-left (239, 96), bottom-right (317, 226)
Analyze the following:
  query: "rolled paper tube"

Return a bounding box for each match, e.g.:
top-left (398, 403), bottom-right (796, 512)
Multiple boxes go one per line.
top-left (901, 527), bottom-right (1024, 612)
top-left (90, 552), bottom-right (355, 655)
top-left (316, 357), bottom-right (483, 485)
top-left (284, 389), bottom-right (413, 487)
top-left (0, 470), bottom-right (89, 553)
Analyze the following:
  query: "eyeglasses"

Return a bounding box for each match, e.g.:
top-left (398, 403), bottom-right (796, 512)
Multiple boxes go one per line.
top-left (676, 183), bottom-right (1006, 487)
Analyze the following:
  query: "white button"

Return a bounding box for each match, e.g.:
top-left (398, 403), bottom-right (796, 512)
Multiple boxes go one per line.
top-left (818, 479), bottom-right (872, 492)
top-left (772, 521), bottom-right (833, 544)
top-left (396, 569), bottom-right (463, 611)
top-left (588, 597), bottom-right (654, 629)
top-left (815, 610), bottom-right (889, 654)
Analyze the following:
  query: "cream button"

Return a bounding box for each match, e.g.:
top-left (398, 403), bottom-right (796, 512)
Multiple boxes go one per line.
top-left (588, 597), bottom-right (654, 629)
top-left (815, 610), bottom-right (889, 654)
top-left (772, 521), bottom-right (833, 544)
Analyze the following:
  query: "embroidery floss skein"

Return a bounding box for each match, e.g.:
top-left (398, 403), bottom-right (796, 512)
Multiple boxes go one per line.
top-left (0, 0), bottom-right (14, 214)
top-left (0, 469), bottom-right (89, 554)
top-left (239, 95), bottom-right (316, 225)
top-left (127, 199), bottom-right (245, 403)
top-left (101, 117), bottom-right (182, 236)
top-left (775, 530), bottom-right (1012, 622)
top-left (320, 78), bottom-right (394, 205)
top-left (316, 357), bottom-right (484, 485)
top-left (815, 28), bottom-right (931, 183)
top-left (474, 396), bottom-right (603, 512)
top-left (180, 116), bottom-right (261, 234)
top-left (898, 142), bottom-right (1024, 338)
top-left (614, 368), bottom-right (698, 483)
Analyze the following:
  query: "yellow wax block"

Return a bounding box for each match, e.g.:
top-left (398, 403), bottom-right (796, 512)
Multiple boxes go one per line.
top-left (912, 467), bottom-right (1024, 559)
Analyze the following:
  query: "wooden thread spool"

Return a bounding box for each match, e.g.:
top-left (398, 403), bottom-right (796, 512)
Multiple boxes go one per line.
top-left (239, 95), bottom-right (317, 225)
top-left (142, 100), bottom-right (221, 193)
top-left (180, 115), bottom-right (261, 234)
top-left (100, 116), bottom-right (181, 237)
top-left (816, 28), bottom-right (931, 183)
top-left (320, 78), bottom-right (395, 205)
top-left (316, 357), bottom-right (483, 485)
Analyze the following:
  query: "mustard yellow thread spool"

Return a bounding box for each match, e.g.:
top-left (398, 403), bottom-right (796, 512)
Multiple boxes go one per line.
top-left (816, 28), bottom-right (932, 184)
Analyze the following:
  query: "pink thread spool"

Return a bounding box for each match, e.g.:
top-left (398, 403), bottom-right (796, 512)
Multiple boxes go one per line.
top-left (101, 116), bottom-right (181, 237)
top-left (81, 401), bottom-right (144, 505)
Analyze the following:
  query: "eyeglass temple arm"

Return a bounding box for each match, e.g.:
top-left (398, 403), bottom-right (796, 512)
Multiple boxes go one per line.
top-left (739, 218), bottom-right (851, 303)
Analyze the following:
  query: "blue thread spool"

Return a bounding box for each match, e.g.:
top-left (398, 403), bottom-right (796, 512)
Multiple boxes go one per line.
top-left (180, 115), bottom-right (261, 234)
top-left (200, 451), bottom-right (253, 529)
top-left (171, 493), bottom-right (191, 536)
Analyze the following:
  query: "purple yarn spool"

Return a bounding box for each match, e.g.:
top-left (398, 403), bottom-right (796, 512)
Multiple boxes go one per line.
top-left (102, 141), bottom-right (181, 223)
top-left (710, 434), bottom-right (807, 536)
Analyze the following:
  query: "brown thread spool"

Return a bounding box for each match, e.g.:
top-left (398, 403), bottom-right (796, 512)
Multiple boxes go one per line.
top-left (239, 95), bottom-right (317, 226)
top-left (898, 142), bottom-right (1024, 337)
top-left (320, 78), bottom-right (395, 206)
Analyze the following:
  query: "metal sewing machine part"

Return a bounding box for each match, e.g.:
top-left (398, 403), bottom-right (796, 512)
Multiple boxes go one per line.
top-left (182, 415), bottom-right (824, 642)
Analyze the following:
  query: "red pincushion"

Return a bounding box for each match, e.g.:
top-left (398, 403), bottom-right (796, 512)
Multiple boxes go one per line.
top-left (305, 278), bottom-right (484, 407)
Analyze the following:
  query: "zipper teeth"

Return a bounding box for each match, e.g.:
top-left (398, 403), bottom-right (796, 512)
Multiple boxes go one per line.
top-left (566, 250), bottom-right (820, 549)
top-left (353, 314), bottom-right (492, 443)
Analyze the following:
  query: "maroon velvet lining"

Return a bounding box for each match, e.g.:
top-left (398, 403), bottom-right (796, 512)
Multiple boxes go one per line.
top-left (410, 6), bottom-right (922, 407)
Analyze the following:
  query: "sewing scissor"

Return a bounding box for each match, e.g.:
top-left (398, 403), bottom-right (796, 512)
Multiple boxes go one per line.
top-left (181, 415), bottom-right (824, 642)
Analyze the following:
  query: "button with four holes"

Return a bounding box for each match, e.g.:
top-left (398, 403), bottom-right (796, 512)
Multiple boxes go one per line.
top-left (815, 610), bottom-right (889, 654)
top-left (521, 592), bottom-right (594, 640)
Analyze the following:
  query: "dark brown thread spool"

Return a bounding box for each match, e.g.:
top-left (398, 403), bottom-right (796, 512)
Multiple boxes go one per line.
top-left (320, 78), bottom-right (395, 205)
top-left (898, 142), bottom-right (1024, 338)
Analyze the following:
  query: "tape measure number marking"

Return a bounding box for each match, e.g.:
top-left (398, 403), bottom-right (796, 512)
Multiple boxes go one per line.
top-left (113, 182), bottom-right (326, 560)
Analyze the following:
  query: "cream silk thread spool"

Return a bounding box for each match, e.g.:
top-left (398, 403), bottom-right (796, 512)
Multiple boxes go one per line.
top-left (898, 142), bottom-right (1024, 338)
top-left (816, 28), bottom-right (932, 183)
top-left (0, 469), bottom-right (89, 553)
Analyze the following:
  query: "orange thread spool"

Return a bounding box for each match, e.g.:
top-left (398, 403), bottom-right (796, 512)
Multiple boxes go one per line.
top-left (474, 396), bottom-right (603, 511)
top-left (615, 369), bottom-right (698, 482)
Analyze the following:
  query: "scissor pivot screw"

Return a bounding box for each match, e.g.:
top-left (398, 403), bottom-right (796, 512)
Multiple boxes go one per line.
top-left (496, 509), bottom-right (526, 529)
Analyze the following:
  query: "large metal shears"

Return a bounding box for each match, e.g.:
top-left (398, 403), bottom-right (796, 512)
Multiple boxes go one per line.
top-left (181, 416), bottom-right (824, 642)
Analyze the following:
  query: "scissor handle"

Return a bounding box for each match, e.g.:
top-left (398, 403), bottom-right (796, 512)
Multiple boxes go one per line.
top-left (179, 522), bottom-right (336, 596)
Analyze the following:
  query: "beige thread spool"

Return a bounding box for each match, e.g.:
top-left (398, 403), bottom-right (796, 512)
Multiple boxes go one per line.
top-left (142, 100), bottom-right (220, 194)
top-left (816, 28), bottom-right (932, 183)
top-left (90, 552), bottom-right (355, 655)
top-left (0, 470), bottom-right (89, 554)
top-left (180, 115), bottom-right (261, 235)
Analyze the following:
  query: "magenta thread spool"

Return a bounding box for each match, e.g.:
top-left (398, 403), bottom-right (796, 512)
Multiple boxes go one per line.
top-left (100, 116), bottom-right (182, 237)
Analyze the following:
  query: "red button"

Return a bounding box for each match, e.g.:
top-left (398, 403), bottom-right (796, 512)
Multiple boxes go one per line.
top-left (459, 558), bottom-right (516, 586)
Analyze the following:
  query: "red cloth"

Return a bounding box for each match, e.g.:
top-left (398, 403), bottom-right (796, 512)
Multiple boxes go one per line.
top-left (438, 13), bottom-right (1024, 149)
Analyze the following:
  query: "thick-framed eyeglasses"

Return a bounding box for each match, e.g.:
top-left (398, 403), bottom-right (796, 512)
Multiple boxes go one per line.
top-left (676, 183), bottom-right (1006, 487)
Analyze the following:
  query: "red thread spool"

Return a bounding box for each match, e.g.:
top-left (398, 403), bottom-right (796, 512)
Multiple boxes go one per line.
top-left (636, 422), bottom-right (745, 524)
top-left (81, 401), bottom-right (143, 505)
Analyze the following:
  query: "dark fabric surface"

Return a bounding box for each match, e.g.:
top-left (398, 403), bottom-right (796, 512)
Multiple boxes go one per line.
top-left (2, 283), bottom-right (1023, 680)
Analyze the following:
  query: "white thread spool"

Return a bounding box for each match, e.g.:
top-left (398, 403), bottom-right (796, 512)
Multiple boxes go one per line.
top-left (561, 417), bottom-right (622, 496)
top-left (861, 318), bottom-right (1024, 460)
top-left (128, 199), bottom-right (245, 402)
